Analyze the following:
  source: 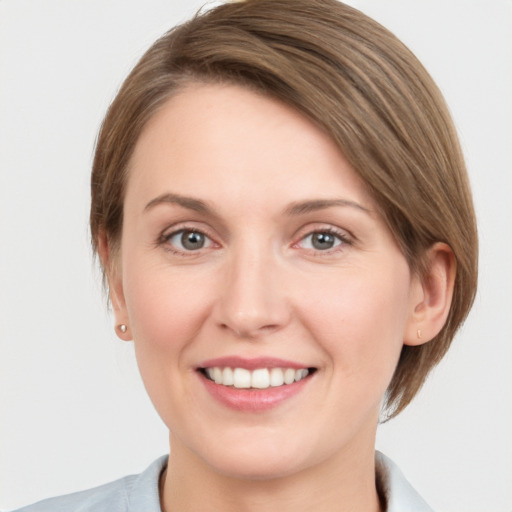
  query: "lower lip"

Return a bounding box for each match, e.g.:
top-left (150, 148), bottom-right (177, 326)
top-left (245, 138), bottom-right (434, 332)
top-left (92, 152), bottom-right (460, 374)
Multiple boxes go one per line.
top-left (198, 372), bottom-right (311, 412)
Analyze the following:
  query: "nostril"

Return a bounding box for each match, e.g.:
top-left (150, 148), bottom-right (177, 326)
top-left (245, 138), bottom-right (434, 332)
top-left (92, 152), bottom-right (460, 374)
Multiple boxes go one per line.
top-left (219, 323), bottom-right (278, 339)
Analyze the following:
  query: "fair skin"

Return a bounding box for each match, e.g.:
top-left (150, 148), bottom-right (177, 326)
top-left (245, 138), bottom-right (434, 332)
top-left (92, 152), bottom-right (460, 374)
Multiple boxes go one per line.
top-left (100, 83), bottom-right (454, 512)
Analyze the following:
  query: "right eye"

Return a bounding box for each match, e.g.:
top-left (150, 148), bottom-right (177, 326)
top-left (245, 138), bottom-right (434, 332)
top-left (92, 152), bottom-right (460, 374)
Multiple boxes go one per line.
top-left (164, 229), bottom-right (214, 252)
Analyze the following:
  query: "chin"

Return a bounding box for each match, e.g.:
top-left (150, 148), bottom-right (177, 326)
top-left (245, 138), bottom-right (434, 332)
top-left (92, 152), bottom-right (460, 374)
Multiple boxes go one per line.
top-left (190, 432), bottom-right (316, 481)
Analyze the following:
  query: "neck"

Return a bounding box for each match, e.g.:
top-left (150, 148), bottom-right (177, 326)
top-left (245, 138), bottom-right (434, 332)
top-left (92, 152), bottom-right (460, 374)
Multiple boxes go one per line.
top-left (160, 437), bottom-right (382, 512)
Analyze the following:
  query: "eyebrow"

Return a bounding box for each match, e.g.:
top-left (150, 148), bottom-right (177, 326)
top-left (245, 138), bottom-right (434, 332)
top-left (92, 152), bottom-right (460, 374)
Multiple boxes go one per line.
top-left (144, 193), bottom-right (371, 217)
top-left (144, 193), bottom-right (213, 214)
top-left (283, 198), bottom-right (371, 216)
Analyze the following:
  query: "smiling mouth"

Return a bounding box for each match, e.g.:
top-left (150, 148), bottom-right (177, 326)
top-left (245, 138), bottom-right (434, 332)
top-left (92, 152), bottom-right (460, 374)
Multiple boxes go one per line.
top-left (199, 367), bottom-right (317, 389)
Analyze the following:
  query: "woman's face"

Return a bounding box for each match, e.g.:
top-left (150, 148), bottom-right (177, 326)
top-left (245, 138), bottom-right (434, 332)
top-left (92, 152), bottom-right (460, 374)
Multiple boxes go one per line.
top-left (114, 83), bottom-right (422, 479)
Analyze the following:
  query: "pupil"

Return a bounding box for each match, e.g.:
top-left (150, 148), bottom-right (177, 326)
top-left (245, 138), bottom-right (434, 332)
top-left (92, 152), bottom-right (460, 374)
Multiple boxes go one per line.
top-left (181, 231), bottom-right (204, 250)
top-left (312, 232), bottom-right (334, 250)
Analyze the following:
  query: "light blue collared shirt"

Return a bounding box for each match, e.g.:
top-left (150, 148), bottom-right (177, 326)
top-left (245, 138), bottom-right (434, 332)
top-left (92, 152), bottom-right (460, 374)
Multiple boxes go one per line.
top-left (12, 452), bottom-right (433, 512)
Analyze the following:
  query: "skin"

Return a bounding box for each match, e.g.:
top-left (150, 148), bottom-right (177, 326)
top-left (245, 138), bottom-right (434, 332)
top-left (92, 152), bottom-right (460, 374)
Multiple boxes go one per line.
top-left (101, 83), bottom-right (455, 512)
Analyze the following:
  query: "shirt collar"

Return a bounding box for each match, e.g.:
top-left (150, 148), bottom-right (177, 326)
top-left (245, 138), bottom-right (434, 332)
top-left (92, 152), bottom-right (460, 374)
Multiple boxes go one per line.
top-left (376, 451), bottom-right (434, 512)
top-left (126, 455), bottom-right (167, 512)
top-left (126, 452), bottom-right (433, 512)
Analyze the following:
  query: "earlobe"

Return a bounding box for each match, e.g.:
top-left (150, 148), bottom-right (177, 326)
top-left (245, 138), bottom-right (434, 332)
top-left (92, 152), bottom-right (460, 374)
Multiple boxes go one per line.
top-left (98, 231), bottom-right (132, 341)
top-left (404, 243), bottom-right (456, 346)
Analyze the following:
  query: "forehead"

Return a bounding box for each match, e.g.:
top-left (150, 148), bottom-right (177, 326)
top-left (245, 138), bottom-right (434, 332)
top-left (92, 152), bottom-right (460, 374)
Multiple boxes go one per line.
top-left (125, 82), bottom-right (373, 214)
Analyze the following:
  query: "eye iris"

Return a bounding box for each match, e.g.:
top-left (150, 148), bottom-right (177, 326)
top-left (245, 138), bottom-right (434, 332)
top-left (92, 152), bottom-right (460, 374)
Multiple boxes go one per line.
top-left (181, 231), bottom-right (205, 250)
top-left (312, 232), bottom-right (336, 250)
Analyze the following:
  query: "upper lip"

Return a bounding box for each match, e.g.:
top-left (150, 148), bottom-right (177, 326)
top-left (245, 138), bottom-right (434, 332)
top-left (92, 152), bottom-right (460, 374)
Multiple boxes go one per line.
top-left (197, 356), bottom-right (312, 371)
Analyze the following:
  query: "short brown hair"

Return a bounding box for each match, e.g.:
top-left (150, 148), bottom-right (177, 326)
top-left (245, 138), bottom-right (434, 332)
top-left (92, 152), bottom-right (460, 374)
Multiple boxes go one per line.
top-left (90, 0), bottom-right (478, 418)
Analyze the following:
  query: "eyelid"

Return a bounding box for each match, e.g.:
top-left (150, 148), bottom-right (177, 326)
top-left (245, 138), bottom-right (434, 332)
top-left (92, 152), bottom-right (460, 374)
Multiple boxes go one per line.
top-left (157, 222), bottom-right (354, 256)
top-left (158, 223), bottom-right (220, 254)
top-left (291, 224), bottom-right (354, 252)
top-left (169, 230), bottom-right (214, 249)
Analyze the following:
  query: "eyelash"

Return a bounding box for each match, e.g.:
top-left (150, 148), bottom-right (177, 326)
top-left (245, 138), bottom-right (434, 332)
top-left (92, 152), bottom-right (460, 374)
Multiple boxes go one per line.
top-left (158, 226), bottom-right (218, 256)
top-left (294, 227), bottom-right (351, 255)
top-left (158, 225), bottom-right (352, 256)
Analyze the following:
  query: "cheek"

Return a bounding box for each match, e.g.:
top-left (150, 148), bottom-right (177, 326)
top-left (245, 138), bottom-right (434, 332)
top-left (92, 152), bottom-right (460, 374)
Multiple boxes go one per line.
top-left (121, 262), bottom-right (218, 423)
top-left (123, 262), bottom-right (214, 353)
top-left (299, 264), bottom-right (411, 380)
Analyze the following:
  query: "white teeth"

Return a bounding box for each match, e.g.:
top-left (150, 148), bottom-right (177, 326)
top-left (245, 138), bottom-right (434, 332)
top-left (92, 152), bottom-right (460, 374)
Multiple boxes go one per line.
top-left (233, 368), bottom-right (251, 388)
top-left (204, 366), bottom-right (311, 389)
top-left (251, 368), bottom-right (270, 389)
top-left (222, 367), bottom-right (234, 386)
top-left (270, 367), bottom-right (284, 387)
top-left (284, 368), bottom-right (296, 385)
top-left (295, 369), bottom-right (308, 381)
top-left (213, 367), bottom-right (223, 384)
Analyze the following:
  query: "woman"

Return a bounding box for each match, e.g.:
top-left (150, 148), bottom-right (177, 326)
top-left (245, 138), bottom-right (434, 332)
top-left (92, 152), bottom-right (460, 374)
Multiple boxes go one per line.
top-left (11, 0), bottom-right (478, 510)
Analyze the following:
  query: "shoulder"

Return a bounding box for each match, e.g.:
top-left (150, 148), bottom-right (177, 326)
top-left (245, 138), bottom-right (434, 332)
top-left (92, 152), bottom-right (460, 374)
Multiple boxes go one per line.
top-left (11, 456), bottom-right (168, 512)
top-left (376, 451), bottom-right (434, 512)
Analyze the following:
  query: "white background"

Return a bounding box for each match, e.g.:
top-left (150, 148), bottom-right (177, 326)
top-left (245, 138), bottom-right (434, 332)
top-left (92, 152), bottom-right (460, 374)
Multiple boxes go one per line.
top-left (1, 1), bottom-right (510, 510)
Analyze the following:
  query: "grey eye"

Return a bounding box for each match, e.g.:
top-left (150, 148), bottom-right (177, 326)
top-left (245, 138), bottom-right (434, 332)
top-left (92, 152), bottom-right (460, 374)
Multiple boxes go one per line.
top-left (299, 231), bottom-right (343, 251)
top-left (311, 232), bottom-right (336, 250)
top-left (180, 231), bottom-right (205, 250)
top-left (167, 230), bottom-right (212, 251)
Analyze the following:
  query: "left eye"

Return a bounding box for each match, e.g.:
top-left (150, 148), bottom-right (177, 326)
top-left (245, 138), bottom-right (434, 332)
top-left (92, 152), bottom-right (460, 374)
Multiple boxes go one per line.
top-left (299, 231), bottom-right (344, 251)
top-left (166, 230), bottom-right (213, 251)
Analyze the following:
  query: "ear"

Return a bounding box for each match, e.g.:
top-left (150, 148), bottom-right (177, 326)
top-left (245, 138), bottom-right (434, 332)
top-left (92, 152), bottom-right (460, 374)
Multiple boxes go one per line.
top-left (404, 242), bottom-right (456, 346)
top-left (98, 231), bottom-right (132, 341)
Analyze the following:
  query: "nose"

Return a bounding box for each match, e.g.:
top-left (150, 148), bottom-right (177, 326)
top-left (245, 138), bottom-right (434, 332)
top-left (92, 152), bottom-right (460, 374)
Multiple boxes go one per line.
top-left (213, 245), bottom-right (290, 339)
